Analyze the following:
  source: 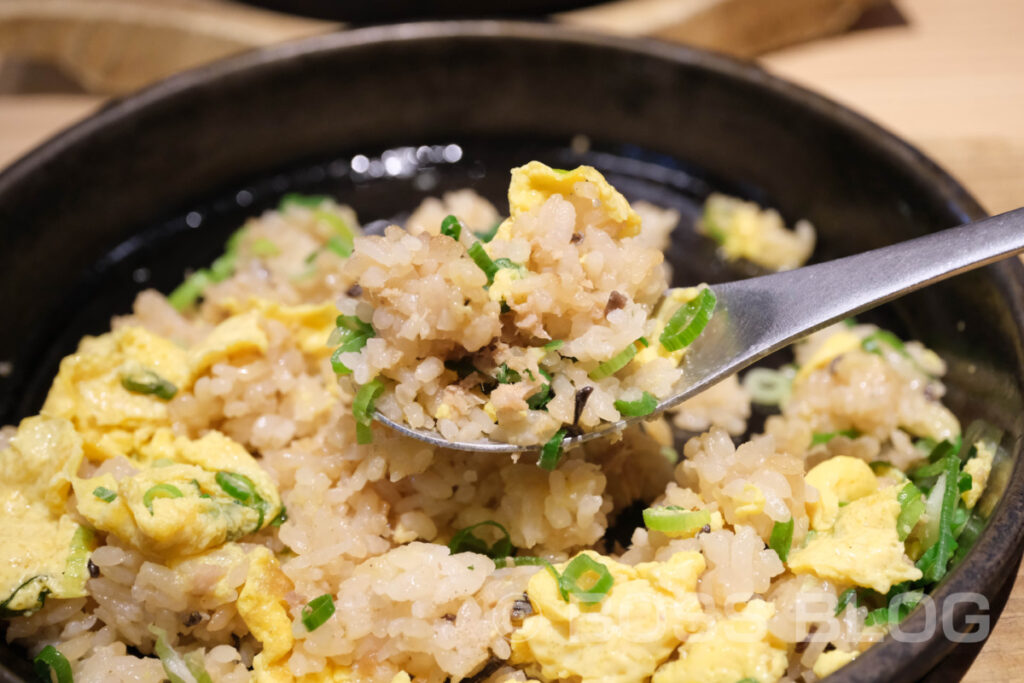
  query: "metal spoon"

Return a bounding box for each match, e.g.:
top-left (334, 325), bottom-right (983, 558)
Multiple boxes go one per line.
top-left (376, 207), bottom-right (1024, 454)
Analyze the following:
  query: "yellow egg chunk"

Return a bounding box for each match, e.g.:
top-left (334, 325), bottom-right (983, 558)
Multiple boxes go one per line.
top-left (73, 431), bottom-right (282, 559)
top-left (188, 310), bottom-right (269, 377)
top-left (788, 485), bottom-right (922, 594)
top-left (41, 326), bottom-right (190, 461)
top-left (255, 662), bottom-right (359, 683)
top-left (510, 550), bottom-right (705, 683)
top-left (0, 416), bottom-right (97, 613)
top-left (793, 330), bottom-right (863, 384)
top-left (651, 599), bottom-right (788, 683)
top-left (805, 455), bottom-right (879, 531)
top-left (813, 648), bottom-right (859, 679)
top-left (500, 161), bottom-right (641, 240)
top-left (241, 547), bottom-right (295, 678)
top-left (221, 298), bottom-right (340, 357)
top-left (962, 440), bottom-right (995, 509)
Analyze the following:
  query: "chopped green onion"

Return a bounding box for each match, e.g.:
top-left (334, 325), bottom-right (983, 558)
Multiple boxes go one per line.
top-left (448, 520), bottom-right (513, 559)
top-left (208, 253), bottom-right (236, 283)
top-left (149, 625), bottom-right (210, 683)
top-left (325, 234), bottom-right (352, 258)
top-left (927, 439), bottom-right (959, 464)
top-left (473, 220), bottom-right (502, 243)
top-left (769, 518), bottom-right (795, 562)
top-left (143, 484), bottom-right (183, 514)
top-left (862, 330), bottom-right (908, 357)
top-left (588, 340), bottom-right (641, 380)
top-left (641, 506), bottom-right (710, 536)
top-left (250, 237), bottom-right (279, 257)
top-left (614, 391), bottom-right (658, 418)
top-left (301, 594), bottom-right (335, 631)
top-left (440, 215), bottom-right (463, 240)
top-left (315, 209), bottom-right (354, 252)
top-left (92, 486), bottom-right (117, 503)
top-left (526, 369), bottom-right (554, 411)
top-left (33, 645), bottom-right (73, 683)
top-left (495, 364), bottom-right (522, 384)
top-left (743, 367), bottom-right (793, 406)
top-left (353, 378), bottom-right (385, 444)
top-left (269, 507), bottom-right (288, 527)
top-left (897, 482), bottom-right (926, 541)
top-left (835, 587), bottom-right (858, 616)
top-left (168, 269), bottom-right (212, 311)
top-left (279, 193), bottom-right (330, 210)
top-left (215, 472), bottom-right (257, 505)
top-left (121, 370), bottom-right (177, 401)
top-left (467, 242), bottom-right (499, 284)
top-left (329, 315), bottom-right (375, 375)
top-left (842, 317), bottom-right (858, 328)
top-left (183, 652), bottom-right (213, 683)
top-left (538, 428), bottom-right (568, 471)
top-left (557, 555), bottom-right (614, 604)
top-left (810, 429), bottom-right (860, 446)
top-left (863, 591), bottom-right (923, 627)
top-left (659, 287), bottom-right (716, 351)
top-left (543, 340), bottom-right (564, 351)
top-left (915, 455), bottom-right (961, 583)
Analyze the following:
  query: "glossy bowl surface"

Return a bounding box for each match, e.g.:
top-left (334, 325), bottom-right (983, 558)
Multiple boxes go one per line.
top-left (1, 21), bottom-right (1023, 683)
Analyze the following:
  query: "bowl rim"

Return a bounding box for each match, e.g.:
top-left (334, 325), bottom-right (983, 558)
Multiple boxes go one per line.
top-left (2, 20), bottom-right (1023, 683)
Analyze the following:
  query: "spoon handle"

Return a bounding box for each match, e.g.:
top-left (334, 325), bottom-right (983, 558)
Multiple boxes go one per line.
top-left (670, 206), bottom-right (1024, 409)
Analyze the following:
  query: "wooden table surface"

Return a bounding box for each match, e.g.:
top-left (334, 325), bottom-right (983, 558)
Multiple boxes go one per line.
top-left (0, 0), bottom-right (1021, 679)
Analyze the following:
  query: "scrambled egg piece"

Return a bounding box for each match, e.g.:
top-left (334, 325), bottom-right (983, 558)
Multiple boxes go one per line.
top-left (499, 161), bottom-right (641, 240)
top-left (219, 298), bottom-right (340, 358)
top-left (813, 649), bottom-right (858, 679)
top-left (510, 551), bottom-right (705, 683)
top-left (794, 330), bottom-right (862, 384)
top-left (73, 430), bottom-right (282, 558)
top-left (651, 600), bottom-right (788, 683)
top-left (805, 455), bottom-right (879, 531)
top-left (700, 193), bottom-right (814, 271)
top-left (962, 440), bottom-right (995, 509)
top-left (42, 326), bottom-right (190, 461)
top-left (788, 485), bottom-right (922, 594)
top-left (0, 416), bottom-right (96, 613)
top-left (240, 548), bottom-right (295, 679)
top-left (189, 311), bottom-right (268, 377)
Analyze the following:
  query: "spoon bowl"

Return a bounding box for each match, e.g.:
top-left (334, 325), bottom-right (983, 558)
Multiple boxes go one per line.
top-left (376, 206), bottom-right (1024, 453)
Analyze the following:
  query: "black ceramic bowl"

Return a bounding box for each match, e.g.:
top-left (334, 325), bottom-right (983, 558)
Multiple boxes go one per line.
top-left (2, 21), bottom-right (1023, 683)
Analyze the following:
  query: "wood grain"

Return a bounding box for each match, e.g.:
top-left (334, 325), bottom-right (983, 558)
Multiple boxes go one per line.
top-left (0, 0), bottom-right (1021, 679)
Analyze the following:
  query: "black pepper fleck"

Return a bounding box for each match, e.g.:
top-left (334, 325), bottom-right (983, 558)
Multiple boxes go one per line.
top-left (87, 559), bottom-right (100, 578)
top-left (604, 291), bottom-right (627, 317)
top-left (570, 232), bottom-right (584, 244)
top-left (184, 611), bottom-right (203, 627)
top-left (346, 283), bottom-right (363, 298)
top-left (511, 594), bottom-right (534, 621)
top-left (442, 613), bottom-right (456, 623)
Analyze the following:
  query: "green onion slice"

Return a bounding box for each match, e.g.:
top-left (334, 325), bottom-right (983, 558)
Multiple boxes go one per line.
top-left (897, 482), bottom-right (926, 541)
top-left (329, 315), bottom-right (375, 375)
top-left (473, 220), bottom-right (502, 243)
top-left (33, 645), bottom-right (73, 683)
top-left (448, 520), bottom-right (513, 559)
top-left (143, 484), bottom-right (183, 514)
top-left (914, 455), bottom-right (961, 583)
top-left (149, 625), bottom-right (211, 683)
top-left (215, 472), bottom-right (257, 504)
top-left (353, 378), bottom-right (385, 444)
top-left (168, 269), bottom-right (212, 311)
top-left (250, 237), bottom-right (279, 257)
top-left (467, 242), bottom-right (499, 284)
top-left (659, 287), bottom-right (717, 351)
top-left (543, 340), bottom-right (564, 351)
top-left (557, 554), bottom-right (614, 604)
top-left (588, 340), bottom-right (643, 380)
top-left (325, 234), bottom-right (352, 258)
top-left (769, 518), bottom-right (795, 562)
top-left (743, 367), bottom-right (793, 406)
top-left (121, 370), bottom-right (178, 401)
top-left (641, 506), bottom-right (710, 536)
top-left (835, 588), bottom-right (858, 616)
top-left (440, 215), bottom-right (463, 240)
top-left (526, 372), bottom-right (554, 411)
top-left (279, 193), bottom-right (330, 210)
top-left (269, 507), bottom-right (288, 527)
top-left (538, 428), bottom-right (568, 471)
top-left (301, 594), bottom-right (336, 631)
top-left (92, 486), bottom-right (117, 503)
top-left (614, 391), bottom-right (658, 418)
top-left (810, 429), bottom-right (860, 446)
top-left (862, 330), bottom-right (908, 357)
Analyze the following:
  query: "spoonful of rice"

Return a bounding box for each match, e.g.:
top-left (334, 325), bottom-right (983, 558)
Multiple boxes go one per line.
top-left (332, 162), bottom-right (1024, 461)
